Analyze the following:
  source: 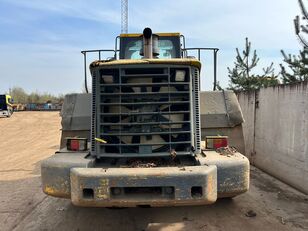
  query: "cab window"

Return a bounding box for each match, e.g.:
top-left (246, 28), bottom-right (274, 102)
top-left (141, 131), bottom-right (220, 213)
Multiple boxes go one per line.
top-left (120, 36), bottom-right (181, 59)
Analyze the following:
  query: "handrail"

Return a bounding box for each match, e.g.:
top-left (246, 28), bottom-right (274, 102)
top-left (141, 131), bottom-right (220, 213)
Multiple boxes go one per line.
top-left (81, 49), bottom-right (119, 93)
top-left (182, 48), bottom-right (219, 91)
top-left (81, 47), bottom-right (220, 93)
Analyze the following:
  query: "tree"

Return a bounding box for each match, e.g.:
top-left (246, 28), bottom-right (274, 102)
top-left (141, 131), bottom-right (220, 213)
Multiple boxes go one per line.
top-left (9, 87), bottom-right (28, 103)
top-left (7, 86), bottom-right (64, 104)
top-left (28, 92), bottom-right (40, 104)
top-left (280, 50), bottom-right (308, 83)
top-left (280, 0), bottom-right (308, 83)
top-left (295, 0), bottom-right (308, 47)
top-left (227, 38), bottom-right (279, 91)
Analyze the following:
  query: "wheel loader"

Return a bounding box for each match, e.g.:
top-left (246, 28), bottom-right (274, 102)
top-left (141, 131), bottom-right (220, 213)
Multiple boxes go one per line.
top-left (41, 28), bottom-right (249, 207)
top-left (0, 94), bottom-right (14, 117)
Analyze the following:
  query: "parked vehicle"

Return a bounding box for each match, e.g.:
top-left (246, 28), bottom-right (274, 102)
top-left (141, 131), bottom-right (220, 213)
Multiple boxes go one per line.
top-left (0, 94), bottom-right (14, 117)
top-left (41, 28), bottom-right (249, 207)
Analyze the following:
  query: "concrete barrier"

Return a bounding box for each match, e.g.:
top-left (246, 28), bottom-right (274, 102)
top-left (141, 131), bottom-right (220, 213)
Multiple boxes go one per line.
top-left (237, 81), bottom-right (308, 194)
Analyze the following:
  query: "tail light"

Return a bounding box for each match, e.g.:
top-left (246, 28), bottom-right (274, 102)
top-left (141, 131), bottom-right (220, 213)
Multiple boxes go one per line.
top-left (66, 138), bottom-right (88, 151)
top-left (205, 136), bottom-right (228, 149)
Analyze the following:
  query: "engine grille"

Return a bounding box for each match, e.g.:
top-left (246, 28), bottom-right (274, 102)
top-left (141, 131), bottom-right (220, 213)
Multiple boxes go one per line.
top-left (91, 65), bottom-right (199, 157)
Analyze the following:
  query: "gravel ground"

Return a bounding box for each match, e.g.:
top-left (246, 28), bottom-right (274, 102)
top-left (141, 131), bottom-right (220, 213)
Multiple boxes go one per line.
top-left (0, 111), bottom-right (307, 231)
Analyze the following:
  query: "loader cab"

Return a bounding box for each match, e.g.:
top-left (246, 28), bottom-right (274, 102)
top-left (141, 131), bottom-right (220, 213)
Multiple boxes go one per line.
top-left (119, 33), bottom-right (182, 59)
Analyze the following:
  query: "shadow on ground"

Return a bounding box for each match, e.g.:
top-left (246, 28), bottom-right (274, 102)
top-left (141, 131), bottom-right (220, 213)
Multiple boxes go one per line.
top-left (1, 166), bottom-right (307, 231)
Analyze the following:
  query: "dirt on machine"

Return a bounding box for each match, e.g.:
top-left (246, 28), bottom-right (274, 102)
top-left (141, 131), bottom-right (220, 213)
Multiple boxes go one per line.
top-left (41, 28), bottom-right (249, 207)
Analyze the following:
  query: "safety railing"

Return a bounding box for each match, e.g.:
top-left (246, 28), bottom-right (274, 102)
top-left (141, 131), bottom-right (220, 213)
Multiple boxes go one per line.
top-left (182, 48), bottom-right (219, 91)
top-left (81, 49), bottom-right (118, 93)
top-left (81, 47), bottom-right (220, 92)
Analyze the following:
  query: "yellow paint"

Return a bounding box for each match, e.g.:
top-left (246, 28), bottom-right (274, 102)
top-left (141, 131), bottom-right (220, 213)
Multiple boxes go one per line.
top-left (91, 58), bottom-right (201, 69)
top-left (96, 187), bottom-right (109, 199)
top-left (120, 32), bottom-right (180, 37)
top-left (95, 138), bottom-right (107, 144)
top-left (97, 180), bottom-right (109, 200)
top-left (100, 178), bottom-right (109, 186)
top-left (44, 185), bottom-right (56, 195)
top-left (207, 174), bottom-right (214, 197)
top-left (5, 95), bottom-right (12, 107)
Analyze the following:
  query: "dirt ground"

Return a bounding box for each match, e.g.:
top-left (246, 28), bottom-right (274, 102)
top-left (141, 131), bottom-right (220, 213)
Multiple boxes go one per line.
top-left (0, 111), bottom-right (307, 231)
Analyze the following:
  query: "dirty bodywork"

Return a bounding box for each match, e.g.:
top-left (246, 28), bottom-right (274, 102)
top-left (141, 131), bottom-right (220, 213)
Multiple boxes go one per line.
top-left (41, 28), bottom-right (249, 207)
top-left (41, 151), bottom-right (249, 207)
top-left (42, 91), bottom-right (249, 207)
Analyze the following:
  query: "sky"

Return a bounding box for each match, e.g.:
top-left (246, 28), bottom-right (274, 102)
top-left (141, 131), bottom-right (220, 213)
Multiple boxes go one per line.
top-left (0, 0), bottom-right (302, 95)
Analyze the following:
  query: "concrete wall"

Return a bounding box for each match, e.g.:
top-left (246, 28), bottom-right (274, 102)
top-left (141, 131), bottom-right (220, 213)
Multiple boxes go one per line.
top-left (237, 82), bottom-right (308, 194)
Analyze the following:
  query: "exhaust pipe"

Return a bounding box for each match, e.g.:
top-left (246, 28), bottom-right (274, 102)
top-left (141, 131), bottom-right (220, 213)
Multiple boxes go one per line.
top-left (141, 28), bottom-right (159, 59)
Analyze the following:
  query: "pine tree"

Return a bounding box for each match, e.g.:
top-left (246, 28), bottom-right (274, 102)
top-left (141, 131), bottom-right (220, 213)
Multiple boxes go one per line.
top-left (296, 0), bottom-right (308, 47)
top-left (280, 50), bottom-right (308, 83)
top-left (280, 0), bottom-right (308, 83)
top-left (227, 38), bottom-right (279, 91)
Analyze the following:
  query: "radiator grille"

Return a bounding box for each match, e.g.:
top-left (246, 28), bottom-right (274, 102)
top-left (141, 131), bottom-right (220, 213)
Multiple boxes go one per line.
top-left (91, 71), bottom-right (97, 152)
top-left (193, 68), bottom-right (201, 153)
top-left (91, 66), bottom-right (199, 157)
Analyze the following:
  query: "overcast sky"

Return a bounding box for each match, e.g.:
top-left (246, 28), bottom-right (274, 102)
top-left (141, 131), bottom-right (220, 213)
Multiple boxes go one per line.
top-left (0, 0), bottom-right (302, 94)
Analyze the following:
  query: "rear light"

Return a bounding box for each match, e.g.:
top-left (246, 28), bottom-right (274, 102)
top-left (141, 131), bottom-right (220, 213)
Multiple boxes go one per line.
top-left (66, 138), bottom-right (88, 151)
top-left (205, 136), bottom-right (228, 149)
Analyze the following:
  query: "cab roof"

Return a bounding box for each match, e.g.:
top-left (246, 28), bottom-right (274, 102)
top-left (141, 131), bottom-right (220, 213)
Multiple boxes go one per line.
top-left (90, 58), bottom-right (201, 69)
top-left (120, 33), bottom-right (181, 38)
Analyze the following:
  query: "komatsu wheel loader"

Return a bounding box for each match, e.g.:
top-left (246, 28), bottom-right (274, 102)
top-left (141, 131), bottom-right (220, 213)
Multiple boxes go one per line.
top-left (41, 28), bottom-right (249, 207)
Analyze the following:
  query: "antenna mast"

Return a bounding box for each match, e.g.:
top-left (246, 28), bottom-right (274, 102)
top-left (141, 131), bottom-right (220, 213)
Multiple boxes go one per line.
top-left (121, 0), bottom-right (128, 34)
